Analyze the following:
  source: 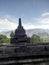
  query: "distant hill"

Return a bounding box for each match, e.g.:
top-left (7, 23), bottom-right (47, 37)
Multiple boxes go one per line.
top-left (26, 29), bottom-right (49, 42)
top-left (26, 28), bottom-right (49, 37)
top-left (0, 28), bottom-right (49, 38)
top-left (37, 32), bottom-right (49, 38)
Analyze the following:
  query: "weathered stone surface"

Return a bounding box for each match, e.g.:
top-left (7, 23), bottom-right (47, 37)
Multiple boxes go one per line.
top-left (10, 18), bottom-right (30, 44)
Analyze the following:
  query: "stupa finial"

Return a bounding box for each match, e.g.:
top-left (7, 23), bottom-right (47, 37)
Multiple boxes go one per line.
top-left (19, 18), bottom-right (22, 27)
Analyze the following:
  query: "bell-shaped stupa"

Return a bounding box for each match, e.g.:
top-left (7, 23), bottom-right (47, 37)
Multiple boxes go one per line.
top-left (10, 18), bottom-right (30, 44)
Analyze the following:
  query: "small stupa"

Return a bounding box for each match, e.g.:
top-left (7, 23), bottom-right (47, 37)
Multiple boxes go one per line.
top-left (10, 18), bottom-right (30, 44)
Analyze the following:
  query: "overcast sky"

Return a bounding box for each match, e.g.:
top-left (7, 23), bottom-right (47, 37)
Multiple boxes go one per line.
top-left (0, 0), bottom-right (49, 32)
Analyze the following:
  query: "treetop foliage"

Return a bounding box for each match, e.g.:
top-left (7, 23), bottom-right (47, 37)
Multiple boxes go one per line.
top-left (0, 34), bottom-right (10, 43)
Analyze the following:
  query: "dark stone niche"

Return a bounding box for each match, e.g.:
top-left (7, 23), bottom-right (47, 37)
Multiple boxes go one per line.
top-left (10, 18), bottom-right (30, 44)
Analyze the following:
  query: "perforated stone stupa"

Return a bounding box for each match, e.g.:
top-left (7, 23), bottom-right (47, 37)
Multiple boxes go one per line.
top-left (10, 18), bottom-right (30, 44)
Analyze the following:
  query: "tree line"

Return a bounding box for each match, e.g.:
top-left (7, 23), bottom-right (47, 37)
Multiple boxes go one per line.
top-left (0, 31), bottom-right (48, 44)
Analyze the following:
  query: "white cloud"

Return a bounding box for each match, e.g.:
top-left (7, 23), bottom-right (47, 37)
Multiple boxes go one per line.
top-left (41, 12), bottom-right (49, 17)
top-left (23, 24), bottom-right (36, 29)
top-left (0, 18), bottom-right (17, 31)
top-left (1, 12), bottom-right (49, 32)
top-left (0, 18), bottom-right (37, 31)
top-left (35, 12), bottom-right (49, 24)
top-left (32, 12), bottom-right (49, 29)
top-left (23, 24), bottom-right (49, 30)
top-left (39, 18), bottom-right (49, 24)
top-left (35, 25), bottom-right (49, 29)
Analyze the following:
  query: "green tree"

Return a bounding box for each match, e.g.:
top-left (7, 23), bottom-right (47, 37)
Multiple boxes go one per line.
top-left (0, 34), bottom-right (10, 43)
top-left (10, 31), bottom-right (14, 38)
top-left (30, 34), bottom-right (43, 43)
